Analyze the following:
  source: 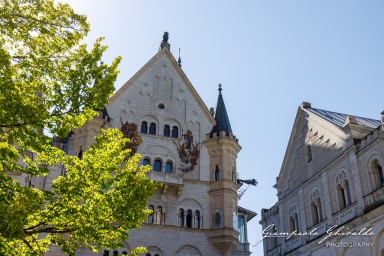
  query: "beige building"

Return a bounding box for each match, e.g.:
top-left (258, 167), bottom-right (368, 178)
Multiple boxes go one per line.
top-left (260, 102), bottom-right (384, 256)
top-left (21, 33), bottom-right (256, 256)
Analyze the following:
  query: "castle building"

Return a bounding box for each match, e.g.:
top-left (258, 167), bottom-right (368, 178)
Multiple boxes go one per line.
top-left (260, 102), bottom-right (384, 256)
top-left (27, 33), bottom-right (255, 256)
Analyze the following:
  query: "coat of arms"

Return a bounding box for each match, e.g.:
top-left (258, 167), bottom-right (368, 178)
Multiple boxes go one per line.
top-left (120, 118), bottom-right (142, 155)
top-left (173, 130), bottom-right (200, 172)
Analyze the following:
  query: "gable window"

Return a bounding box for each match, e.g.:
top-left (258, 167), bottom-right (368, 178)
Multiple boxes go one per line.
top-left (154, 159), bottom-right (162, 172)
top-left (141, 121), bottom-right (148, 133)
top-left (171, 126), bottom-right (179, 138)
top-left (163, 125), bottom-right (170, 137)
top-left (149, 122), bottom-right (156, 135)
top-left (165, 161), bottom-right (173, 173)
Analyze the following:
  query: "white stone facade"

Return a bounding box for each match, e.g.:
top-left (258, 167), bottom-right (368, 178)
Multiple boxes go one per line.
top-left (260, 102), bottom-right (384, 256)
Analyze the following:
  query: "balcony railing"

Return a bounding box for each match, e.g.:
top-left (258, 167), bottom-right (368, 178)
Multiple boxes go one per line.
top-left (333, 202), bottom-right (358, 226)
top-left (364, 186), bottom-right (384, 211)
top-left (267, 245), bottom-right (281, 256)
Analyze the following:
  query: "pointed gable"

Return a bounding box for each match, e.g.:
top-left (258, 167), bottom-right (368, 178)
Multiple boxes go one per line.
top-left (108, 47), bottom-right (215, 127)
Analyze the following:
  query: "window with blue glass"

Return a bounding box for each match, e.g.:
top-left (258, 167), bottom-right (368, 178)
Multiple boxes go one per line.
top-left (165, 162), bottom-right (173, 173)
top-left (154, 159), bottom-right (162, 172)
top-left (143, 158), bottom-right (150, 166)
top-left (171, 126), bottom-right (179, 138)
top-left (238, 215), bottom-right (245, 243)
top-left (214, 165), bottom-right (220, 181)
top-left (163, 125), bottom-right (170, 137)
top-left (149, 122), bottom-right (156, 135)
top-left (141, 121), bottom-right (148, 133)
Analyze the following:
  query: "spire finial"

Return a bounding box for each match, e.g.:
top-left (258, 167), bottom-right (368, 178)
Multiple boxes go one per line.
top-left (218, 83), bottom-right (222, 94)
top-left (178, 48), bottom-right (182, 67)
top-left (160, 32), bottom-right (171, 50)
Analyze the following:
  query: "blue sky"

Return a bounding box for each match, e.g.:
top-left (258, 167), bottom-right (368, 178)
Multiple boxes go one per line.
top-left (59, 1), bottom-right (384, 254)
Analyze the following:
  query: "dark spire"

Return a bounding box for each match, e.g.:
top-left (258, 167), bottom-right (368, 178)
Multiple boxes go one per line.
top-left (160, 32), bottom-right (171, 50)
top-left (210, 84), bottom-right (233, 136)
top-left (178, 48), bottom-right (182, 67)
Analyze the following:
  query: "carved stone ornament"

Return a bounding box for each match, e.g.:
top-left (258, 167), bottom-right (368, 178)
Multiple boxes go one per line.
top-left (120, 118), bottom-right (142, 155)
top-left (173, 130), bottom-right (200, 172)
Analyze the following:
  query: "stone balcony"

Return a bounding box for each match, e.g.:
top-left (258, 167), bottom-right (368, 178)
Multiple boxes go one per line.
top-left (364, 186), bottom-right (384, 212)
top-left (146, 171), bottom-right (183, 196)
top-left (285, 236), bottom-right (304, 253)
top-left (306, 219), bottom-right (327, 241)
top-left (267, 245), bottom-right (281, 256)
top-left (333, 202), bottom-right (358, 226)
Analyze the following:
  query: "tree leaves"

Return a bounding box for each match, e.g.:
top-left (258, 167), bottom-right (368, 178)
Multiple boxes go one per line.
top-left (0, 0), bottom-right (156, 254)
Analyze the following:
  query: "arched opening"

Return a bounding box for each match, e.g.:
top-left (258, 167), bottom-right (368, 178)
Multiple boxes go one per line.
top-left (165, 162), bottom-right (173, 173)
top-left (195, 210), bottom-right (201, 228)
top-left (372, 159), bottom-right (384, 189)
top-left (178, 208), bottom-right (184, 227)
top-left (141, 121), bottom-right (148, 133)
top-left (186, 209), bottom-right (192, 227)
top-left (337, 184), bottom-right (346, 210)
top-left (214, 211), bottom-right (221, 228)
top-left (149, 122), bottom-right (156, 135)
top-left (311, 201), bottom-right (319, 226)
top-left (171, 126), bottom-right (179, 138)
top-left (143, 158), bottom-right (150, 166)
top-left (214, 165), bottom-right (220, 181)
top-left (163, 125), bottom-right (170, 137)
top-left (289, 215), bottom-right (296, 233)
top-left (154, 159), bottom-right (162, 172)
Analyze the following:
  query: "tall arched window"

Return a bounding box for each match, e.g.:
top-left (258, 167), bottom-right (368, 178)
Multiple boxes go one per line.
top-left (370, 159), bottom-right (384, 190)
top-left (178, 208), bottom-right (184, 227)
top-left (154, 159), bottom-right (162, 172)
top-left (310, 190), bottom-right (323, 226)
top-left (171, 126), bottom-right (179, 138)
top-left (143, 158), bottom-right (150, 166)
top-left (163, 125), bottom-right (170, 137)
top-left (149, 122), bottom-right (156, 135)
top-left (288, 205), bottom-right (298, 233)
top-left (165, 162), bottom-right (173, 173)
top-left (141, 121), bottom-right (148, 133)
top-left (195, 210), bottom-right (201, 229)
top-left (214, 165), bottom-right (220, 181)
top-left (214, 211), bottom-right (221, 228)
top-left (186, 209), bottom-right (192, 228)
top-left (336, 172), bottom-right (351, 211)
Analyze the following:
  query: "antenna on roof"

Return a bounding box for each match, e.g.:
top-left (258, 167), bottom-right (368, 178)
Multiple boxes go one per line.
top-left (178, 48), bottom-right (182, 67)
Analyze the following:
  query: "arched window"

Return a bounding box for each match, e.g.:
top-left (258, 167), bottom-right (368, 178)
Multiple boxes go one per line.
top-left (288, 205), bottom-right (298, 233)
top-left (148, 205), bottom-right (154, 223)
top-left (306, 145), bottom-right (312, 162)
top-left (370, 159), bottom-right (384, 190)
top-left (165, 162), bottom-right (173, 173)
top-left (310, 190), bottom-right (323, 226)
top-left (171, 126), bottom-right (179, 138)
top-left (178, 208), bottom-right (184, 227)
top-left (163, 125), bottom-right (170, 137)
top-left (141, 121), bottom-right (148, 133)
top-left (149, 122), bottom-right (156, 135)
top-left (143, 158), bottom-right (150, 166)
top-left (214, 211), bottom-right (221, 228)
top-left (154, 159), bottom-right (162, 172)
top-left (146, 254), bottom-right (151, 256)
top-left (336, 172), bottom-right (351, 211)
top-left (156, 206), bottom-right (163, 224)
top-left (186, 209), bottom-right (192, 228)
top-left (195, 210), bottom-right (201, 229)
top-left (214, 165), bottom-right (220, 181)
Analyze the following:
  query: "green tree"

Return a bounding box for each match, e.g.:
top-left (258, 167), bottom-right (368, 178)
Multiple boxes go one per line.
top-left (0, 0), bottom-right (157, 255)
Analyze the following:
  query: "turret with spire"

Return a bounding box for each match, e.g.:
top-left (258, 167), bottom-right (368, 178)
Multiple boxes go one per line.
top-left (203, 84), bottom-right (241, 256)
